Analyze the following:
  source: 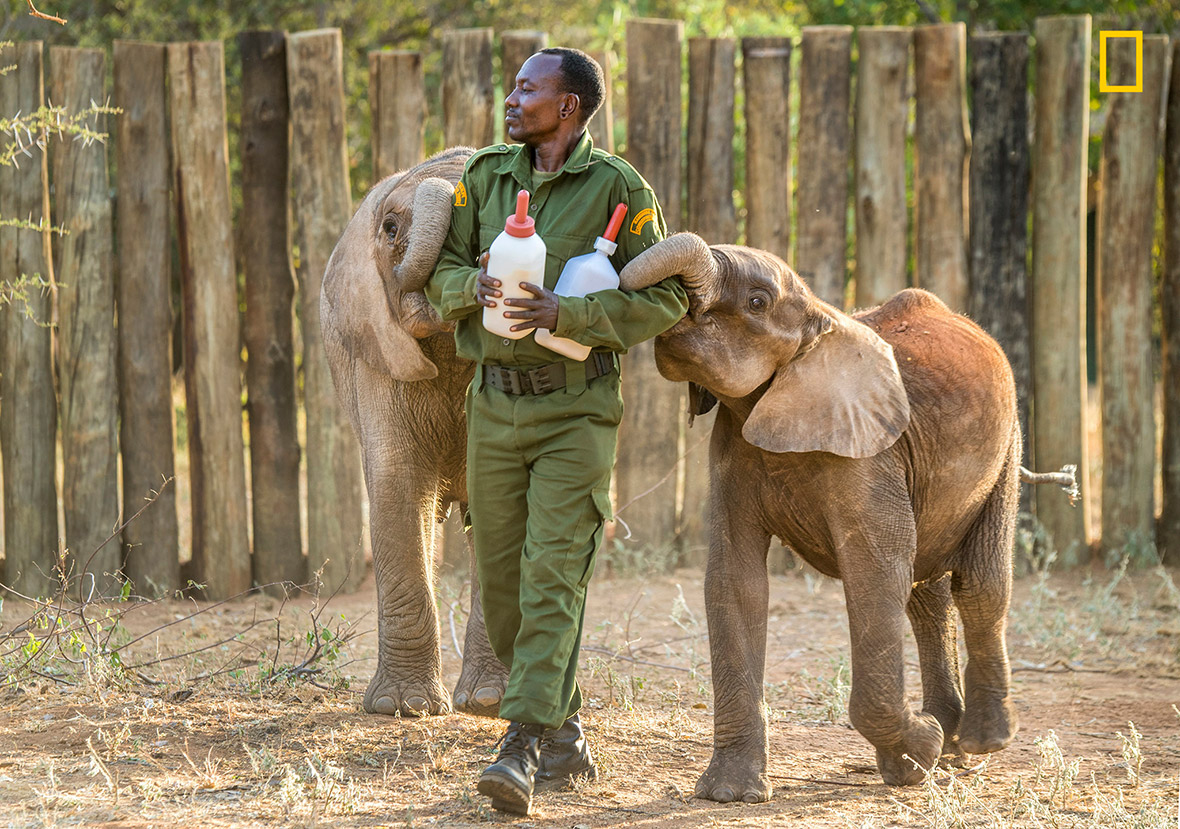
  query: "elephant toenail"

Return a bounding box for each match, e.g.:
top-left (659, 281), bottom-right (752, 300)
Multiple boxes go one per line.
top-left (473, 687), bottom-right (501, 705)
top-left (742, 792), bottom-right (761, 803)
top-left (714, 787), bottom-right (735, 802)
top-left (453, 692), bottom-right (468, 707)
top-left (405, 695), bottom-right (429, 713)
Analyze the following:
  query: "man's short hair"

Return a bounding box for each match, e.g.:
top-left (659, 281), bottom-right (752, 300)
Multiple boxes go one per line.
top-left (539, 47), bottom-right (605, 125)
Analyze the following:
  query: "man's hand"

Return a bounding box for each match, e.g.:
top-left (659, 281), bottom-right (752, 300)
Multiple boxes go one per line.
top-left (504, 282), bottom-right (559, 332)
top-left (475, 252), bottom-right (500, 308)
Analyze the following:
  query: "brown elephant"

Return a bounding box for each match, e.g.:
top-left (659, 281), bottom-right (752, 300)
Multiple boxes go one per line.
top-left (618, 234), bottom-right (1028, 797)
top-left (320, 147), bottom-right (508, 717)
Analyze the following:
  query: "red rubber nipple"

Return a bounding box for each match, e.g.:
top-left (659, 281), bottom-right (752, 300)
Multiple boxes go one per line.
top-left (504, 190), bottom-right (536, 237)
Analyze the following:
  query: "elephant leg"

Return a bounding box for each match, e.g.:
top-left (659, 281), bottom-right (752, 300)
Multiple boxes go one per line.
top-left (906, 577), bottom-right (966, 767)
top-left (356, 370), bottom-right (451, 716)
top-left (841, 523), bottom-right (943, 786)
top-left (454, 504), bottom-right (510, 717)
top-left (695, 511), bottom-right (773, 804)
top-left (952, 444), bottom-right (1019, 755)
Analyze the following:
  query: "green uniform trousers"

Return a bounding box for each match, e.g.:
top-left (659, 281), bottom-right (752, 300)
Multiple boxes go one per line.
top-left (466, 367), bottom-right (620, 730)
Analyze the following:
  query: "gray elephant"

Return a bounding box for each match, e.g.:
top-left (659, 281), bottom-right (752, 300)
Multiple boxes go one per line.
top-left (618, 234), bottom-right (1027, 797)
top-left (321, 147), bottom-right (508, 716)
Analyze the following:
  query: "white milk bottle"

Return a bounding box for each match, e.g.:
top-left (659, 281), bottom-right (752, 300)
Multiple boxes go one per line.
top-left (534, 203), bottom-right (628, 360)
top-left (483, 189), bottom-right (546, 340)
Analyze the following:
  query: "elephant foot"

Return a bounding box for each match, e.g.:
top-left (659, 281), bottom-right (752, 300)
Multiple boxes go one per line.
top-left (363, 672), bottom-right (452, 717)
top-left (873, 712), bottom-right (943, 786)
top-left (452, 657), bottom-right (509, 718)
top-left (694, 750), bottom-right (771, 803)
top-left (959, 696), bottom-right (1016, 755)
top-left (939, 734), bottom-right (969, 769)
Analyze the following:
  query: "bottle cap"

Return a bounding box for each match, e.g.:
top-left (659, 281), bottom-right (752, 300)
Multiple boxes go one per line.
top-left (504, 190), bottom-right (536, 237)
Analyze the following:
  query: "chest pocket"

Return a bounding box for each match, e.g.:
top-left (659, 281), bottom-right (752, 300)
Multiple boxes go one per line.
top-left (542, 233), bottom-right (594, 290)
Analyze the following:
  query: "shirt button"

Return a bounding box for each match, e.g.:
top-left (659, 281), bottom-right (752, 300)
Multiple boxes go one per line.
top-left (502, 338), bottom-right (510, 346)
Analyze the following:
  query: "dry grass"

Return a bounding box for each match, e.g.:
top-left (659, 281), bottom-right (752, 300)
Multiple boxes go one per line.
top-left (0, 559), bottom-right (1177, 827)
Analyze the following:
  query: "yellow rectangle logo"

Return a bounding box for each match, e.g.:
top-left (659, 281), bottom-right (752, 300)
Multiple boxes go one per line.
top-left (1099, 30), bottom-right (1143, 92)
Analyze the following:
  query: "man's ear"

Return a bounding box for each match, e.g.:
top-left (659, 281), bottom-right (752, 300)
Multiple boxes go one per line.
top-left (560, 92), bottom-right (580, 120)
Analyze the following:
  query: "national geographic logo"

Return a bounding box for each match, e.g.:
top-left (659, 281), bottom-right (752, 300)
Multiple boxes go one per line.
top-left (1098, 30), bottom-right (1143, 93)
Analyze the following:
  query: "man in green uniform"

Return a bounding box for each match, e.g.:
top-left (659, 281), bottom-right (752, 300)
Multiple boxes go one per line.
top-left (426, 47), bottom-right (687, 815)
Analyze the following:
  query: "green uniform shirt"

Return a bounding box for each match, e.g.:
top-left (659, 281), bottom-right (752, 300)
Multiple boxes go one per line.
top-left (426, 131), bottom-right (689, 369)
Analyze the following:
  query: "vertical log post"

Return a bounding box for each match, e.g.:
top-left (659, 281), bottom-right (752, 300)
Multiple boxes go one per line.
top-left (687, 37), bottom-right (736, 243)
top-left (114, 41), bottom-right (179, 596)
top-left (501, 31), bottom-right (547, 118)
top-left (442, 29), bottom-right (495, 150)
top-left (743, 36), bottom-right (791, 261)
top-left (913, 23), bottom-right (969, 310)
top-left (0, 42), bottom-right (58, 596)
top-left (240, 31), bottom-right (303, 592)
top-left (287, 29), bottom-right (366, 594)
top-left (682, 36), bottom-right (735, 564)
top-left (1096, 35), bottom-right (1169, 555)
top-left (369, 50), bottom-right (425, 180)
top-left (796, 26), bottom-right (852, 308)
top-left (854, 27), bottom-right (911, 309)
top-left (167, 42), bottom-right (251, 600)
top-left (1162, 39), bottom-right (1180, 565)
top-left (585, 49), bottom-right (614, 153)
top-left (1031, 16), bottom-right (1092, 563)
top-left (968, 32), bottom-right (1032, 519)
top-left (50, 47), bottom-right (121, 595)
top-left (618, 18), bottom-right (683, 562)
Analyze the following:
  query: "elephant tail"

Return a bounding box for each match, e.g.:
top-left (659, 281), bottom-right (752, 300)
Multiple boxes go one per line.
top-left (1019, 464), bottom-right (1079, 505)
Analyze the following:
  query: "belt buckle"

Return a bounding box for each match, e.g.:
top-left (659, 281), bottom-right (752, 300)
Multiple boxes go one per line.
top-left (527, 366), bottom-right (553, 394)
top-left (494, 365), bottom-right (522, 395)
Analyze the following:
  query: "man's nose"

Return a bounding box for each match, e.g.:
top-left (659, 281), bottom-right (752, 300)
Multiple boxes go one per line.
top-left (505, 87), bottom-right (519, 107)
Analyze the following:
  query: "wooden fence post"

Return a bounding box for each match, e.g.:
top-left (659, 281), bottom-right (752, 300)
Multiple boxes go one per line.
top-left (287, 29), bottom-right (366, 594)
top-left (1096, 35), bottom-right (1169, 554)
top-left (1031, 15), bottom-right (1092, 563)
top-left (855, 27), bottom-right (911, 309)
top-left (0, 42), bottom-right (58, 597)
top-left (50, 47), bottom-right (121, 595)
top-left (240, 31), bottom-right (303, 593)
top-left (914, 23), bottom-right (969, 310)
top-left (369, 50), bottom-right (425, 181)
top-left (743, 36), bottom-right (791, 262)
top-left (688, 37), bottom-right (736, 243)
top-left (618, 18), bottom-right (684, 563)
top-left (501, 30), bottom-right (547, 110)
top-left (968, 32), bottom-right (1032, 519)
top-left (586, 49), bottom-right (614, 153)
top-left (796, 26), bottom-right (852, 308)
top-left (113, 41), bottom-right (179, 596)
top-left (442, 29), bottom-right (495, 149)
top-left (1163, 38), bottom-right (1180, 566)
top-left (167, 42), bottom-right (251, 599)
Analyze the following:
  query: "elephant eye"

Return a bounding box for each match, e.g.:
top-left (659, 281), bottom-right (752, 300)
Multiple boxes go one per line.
top-left (748, 293), bottom-right (769, 313)
top-left (382, 216), bottom-right (398, 243)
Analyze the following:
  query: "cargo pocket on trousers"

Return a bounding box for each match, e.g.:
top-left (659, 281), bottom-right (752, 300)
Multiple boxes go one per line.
top-left (577, 487), bottom-right (613, 589)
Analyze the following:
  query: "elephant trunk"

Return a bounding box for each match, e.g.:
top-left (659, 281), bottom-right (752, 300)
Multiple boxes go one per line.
top-left (393, 176), bottom-right (455, 294)
top-left (618, 232), bottom-right (719, 312)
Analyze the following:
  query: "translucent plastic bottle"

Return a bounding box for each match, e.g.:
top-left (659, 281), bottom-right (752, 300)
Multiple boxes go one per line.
top-left (483, 189), bottom-right (545, 340)
top-left (535, 203), bottom-right (628, 361)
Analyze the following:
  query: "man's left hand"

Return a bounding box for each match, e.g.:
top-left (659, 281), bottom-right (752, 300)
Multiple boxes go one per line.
top-left (504, 282), bottom-right (559, 332)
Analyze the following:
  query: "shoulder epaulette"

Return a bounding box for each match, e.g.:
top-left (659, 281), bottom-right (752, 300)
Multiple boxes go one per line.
top-left (601, 154), bottom-right (652, 191)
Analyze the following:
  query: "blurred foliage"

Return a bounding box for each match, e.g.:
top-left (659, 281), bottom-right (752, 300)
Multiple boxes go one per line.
top-left (4, 0), bottom-right (1176, 198)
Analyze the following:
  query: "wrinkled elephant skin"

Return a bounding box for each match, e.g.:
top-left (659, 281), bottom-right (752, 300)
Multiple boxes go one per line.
top-left (321, 148), bottom-right (508, 718)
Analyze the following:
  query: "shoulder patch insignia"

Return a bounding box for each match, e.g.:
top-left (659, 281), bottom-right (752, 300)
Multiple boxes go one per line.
top-left (630, 207), bottom-right (655, 235)
top-left (453, 181), bottom-right (468, 207)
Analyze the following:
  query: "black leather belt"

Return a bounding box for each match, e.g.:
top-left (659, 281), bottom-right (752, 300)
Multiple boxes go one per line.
top-left (482, 352), bottom-right (615, 395)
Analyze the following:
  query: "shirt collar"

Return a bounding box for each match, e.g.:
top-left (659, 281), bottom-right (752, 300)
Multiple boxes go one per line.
top-left (494, 130), bottom-right (596, 185)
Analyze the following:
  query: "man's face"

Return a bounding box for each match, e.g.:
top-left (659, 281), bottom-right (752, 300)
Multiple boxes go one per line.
top-left (504, 53), bottom-right (571, 145)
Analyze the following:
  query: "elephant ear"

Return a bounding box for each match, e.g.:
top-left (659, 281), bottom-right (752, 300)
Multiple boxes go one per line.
top-left (742, 317), bottom-right (910, 458)
top-left (321, 177), bottom-right (454, 382)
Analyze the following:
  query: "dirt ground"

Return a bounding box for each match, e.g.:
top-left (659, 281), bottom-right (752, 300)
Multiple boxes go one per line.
top-left (0, 560), bottom-right (1178, 828)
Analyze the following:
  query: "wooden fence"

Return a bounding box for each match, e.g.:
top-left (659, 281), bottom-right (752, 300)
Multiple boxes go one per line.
top-left (0, 17), bottom-right (1177, 600)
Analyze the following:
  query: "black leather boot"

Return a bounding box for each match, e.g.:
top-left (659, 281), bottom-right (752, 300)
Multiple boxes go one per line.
top-left (477, 721), bottom-right (544, 815)
top-left (536, 713), bottom-right (597, 790)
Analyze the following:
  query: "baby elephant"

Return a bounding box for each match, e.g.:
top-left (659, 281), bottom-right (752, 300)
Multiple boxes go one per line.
top-left (620, 235), bottom-right (1024, 798)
